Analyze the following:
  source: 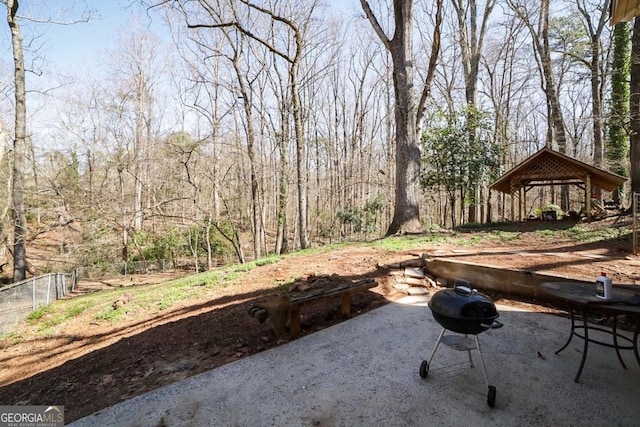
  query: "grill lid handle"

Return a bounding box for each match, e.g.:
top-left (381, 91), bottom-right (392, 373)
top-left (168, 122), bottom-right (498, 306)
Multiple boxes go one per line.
top-left (454, 285), bottom-right (473, 296)
top-left (453, 279), bottom-right (473, 296)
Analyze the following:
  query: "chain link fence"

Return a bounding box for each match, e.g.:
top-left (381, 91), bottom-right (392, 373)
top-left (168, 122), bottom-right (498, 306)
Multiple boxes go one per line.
top-left (75, 259), bottom-right (171, 279)
top-left (0, 255), bottom-right (237, 335)
top-left (0, 272), bottom-right (77, 334)
top-left (74, 256), bottom-right (235, 279)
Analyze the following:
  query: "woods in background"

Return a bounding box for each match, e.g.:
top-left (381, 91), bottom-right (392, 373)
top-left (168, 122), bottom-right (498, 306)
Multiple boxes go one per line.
top-left (0, 0), bottom-right (634, 276)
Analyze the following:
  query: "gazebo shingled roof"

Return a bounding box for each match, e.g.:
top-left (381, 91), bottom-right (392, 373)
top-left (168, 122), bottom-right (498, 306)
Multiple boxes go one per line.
top-left (611, 0), bottom-right (640, 25)
top-left (489, 147), bottom-right (627, 221)
top-left (491, 147), bottom-right (626, 194)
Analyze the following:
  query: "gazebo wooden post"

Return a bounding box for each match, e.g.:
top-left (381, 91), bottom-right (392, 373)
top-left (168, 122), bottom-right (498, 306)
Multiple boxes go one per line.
top-left (523, 186), bottom-right (528, 221)
top-left (510, 181), bottom-right (516, 221)
top-left (586, 173), bottom-right (592, 222)
top-left (519, 186), bottom-right (523, 221)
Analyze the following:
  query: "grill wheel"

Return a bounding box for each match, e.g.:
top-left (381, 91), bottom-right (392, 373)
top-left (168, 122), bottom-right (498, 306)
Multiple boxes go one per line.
top-left (419, 360), bottom-right (429, 378)
top-left (488, 385), bottom-right (496, 407)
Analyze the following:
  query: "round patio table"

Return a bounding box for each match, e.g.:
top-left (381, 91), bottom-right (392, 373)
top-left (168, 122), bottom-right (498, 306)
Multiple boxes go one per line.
top-left (540, 281), bottom-right (640, 383)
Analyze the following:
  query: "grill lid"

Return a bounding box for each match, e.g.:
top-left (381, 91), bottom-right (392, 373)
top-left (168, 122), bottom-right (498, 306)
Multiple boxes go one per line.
top-left (429, 285), bottom-right (498, 320)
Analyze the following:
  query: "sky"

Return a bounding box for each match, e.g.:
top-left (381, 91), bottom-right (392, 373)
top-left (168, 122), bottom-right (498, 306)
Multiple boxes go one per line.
top-left (0, 2), bottom-right (151, 83)
top-left (32, 0), bottom-right (356, 76)
top-left (0, 0), bottom-right (358, 143)
top-left (40, 1), bottom-right (165, 73)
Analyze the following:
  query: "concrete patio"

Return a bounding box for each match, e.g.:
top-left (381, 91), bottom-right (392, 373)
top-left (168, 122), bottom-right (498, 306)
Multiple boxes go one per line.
top-left (70, 295), bottom-right (640, 426)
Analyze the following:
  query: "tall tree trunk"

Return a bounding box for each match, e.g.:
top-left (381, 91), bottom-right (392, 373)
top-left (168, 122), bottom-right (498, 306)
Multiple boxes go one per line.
top-left (275, 101), bottom-right (290, 255)
top-left (205, 215), bottom-right (213, 269)
top-left (361, 0), bottom-right (422, 235)
top-left (576, 0), bottom-right (610, 201)
top-left (291, 60), bottom-right (309, 248)
top-left (608, 21), bottom-right (631, 205)
top-left (275, 133), bottom-right (289, 254)
top-left (118, 165), bottom-right (129, 262)
top-left (388, 3), bottom-right (421, 234)
top-left (134, 99), bottom-right (144, 232)
top-left (451, 0), bottom-right (495, 223)
top-left (229, 42), bottom-right (262, 260)
top-left (589, 39), bottom-right (604, 173)
top-left (508, 0), bottom-right (569, 210)
top-left (541, 1), bottom-right (568, 153)
top-left (630, 17), bottom-right (640, 195)
top-left (214, 0), bottom-right (310, 250)
top-left (7, 0), bottom-right (27, 282)
top-left (416, 0), bottom-right (442, 138)
top-left (508, 0), bottom-right (568, 150)
top-left (452, 0), bottom-right (495, 107)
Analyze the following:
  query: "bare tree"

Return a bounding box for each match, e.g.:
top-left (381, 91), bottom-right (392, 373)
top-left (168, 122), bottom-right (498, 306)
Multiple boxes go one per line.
top-left (507, 0), bottom-right (568, 151)
top-left (226, 29), bottom-right (263, 260)
top-left (106, 23), bottom-right (165, 261)
top-left (262, 49), bottom-right (292, 254)
top-left (165, 14), bottom-right (229, 266)
top-left (507, 0), bottom-right (570, 211)
top-left (156, 0), bottom-right (318, 249)
top-left (480, 12), bottom-right (527, 220)
top-left (630, 17), bottom-right (640, 195)
top-left (450, 0), bottom-right (496, 223)
top-left (451, 0), bottom-right (496, 106)
top-left (183, 13), bottom-right (265, 260)
top-left (360, 0), bottom-right (442, 235)
top-left (5, 0), bottom-right (27, 281)
top-left (575, 0), bottom-right (611, 200)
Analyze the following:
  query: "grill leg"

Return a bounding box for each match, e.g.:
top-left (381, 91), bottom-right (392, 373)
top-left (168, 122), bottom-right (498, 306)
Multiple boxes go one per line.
top-left (474, 335), bottom-right (490, 388)
top-left (466, 334), bottom-right (475, 368)
top-left (428, 328), bottom-right (447, 364)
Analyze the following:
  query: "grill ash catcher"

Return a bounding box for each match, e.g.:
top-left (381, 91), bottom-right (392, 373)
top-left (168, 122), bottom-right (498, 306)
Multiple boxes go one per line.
top-left (419, 279), bottom-right (503, 407)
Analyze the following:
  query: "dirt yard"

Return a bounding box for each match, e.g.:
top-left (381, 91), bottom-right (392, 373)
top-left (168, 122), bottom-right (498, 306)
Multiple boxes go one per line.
top-left (1, 215), bottom-right (640, 423)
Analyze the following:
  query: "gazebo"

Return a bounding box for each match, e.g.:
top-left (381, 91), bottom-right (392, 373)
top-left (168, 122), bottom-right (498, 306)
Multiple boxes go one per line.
top-left (611, 0), bottom-right (640, 24)
top-left (489, 147), bottom-right (627, 222)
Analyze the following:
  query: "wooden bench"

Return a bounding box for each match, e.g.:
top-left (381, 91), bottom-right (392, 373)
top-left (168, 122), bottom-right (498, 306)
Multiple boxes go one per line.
top-left (288, 278), bottom-right (378, 338)
top-left (248, 278), bottom-right (378, 340)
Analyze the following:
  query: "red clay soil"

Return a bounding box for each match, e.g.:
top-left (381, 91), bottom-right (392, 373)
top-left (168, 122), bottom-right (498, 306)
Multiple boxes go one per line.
top-left (1, 216), bottom-right (640, 423)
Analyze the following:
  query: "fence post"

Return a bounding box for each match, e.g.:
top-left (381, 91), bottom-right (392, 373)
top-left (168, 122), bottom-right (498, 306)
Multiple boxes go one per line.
top-left (47, 274), bottom-right (52, 304)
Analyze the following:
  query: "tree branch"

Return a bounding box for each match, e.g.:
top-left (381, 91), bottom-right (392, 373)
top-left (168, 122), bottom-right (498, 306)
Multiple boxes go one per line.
top-left (416, 0), bottom-right (442, 137)
top-left (186, 19), bottom-right (293, 64)
top-left (359, 0), bottom-right (391, 50)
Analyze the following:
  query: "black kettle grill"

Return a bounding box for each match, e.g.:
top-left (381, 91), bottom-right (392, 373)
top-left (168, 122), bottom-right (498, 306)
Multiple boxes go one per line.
top-left (419, 279), bottom-right (503, 407)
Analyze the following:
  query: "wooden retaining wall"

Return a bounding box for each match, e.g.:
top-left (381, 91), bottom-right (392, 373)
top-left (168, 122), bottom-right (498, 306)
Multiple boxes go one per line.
top-left (421, 255), bottom-right (585, 304)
